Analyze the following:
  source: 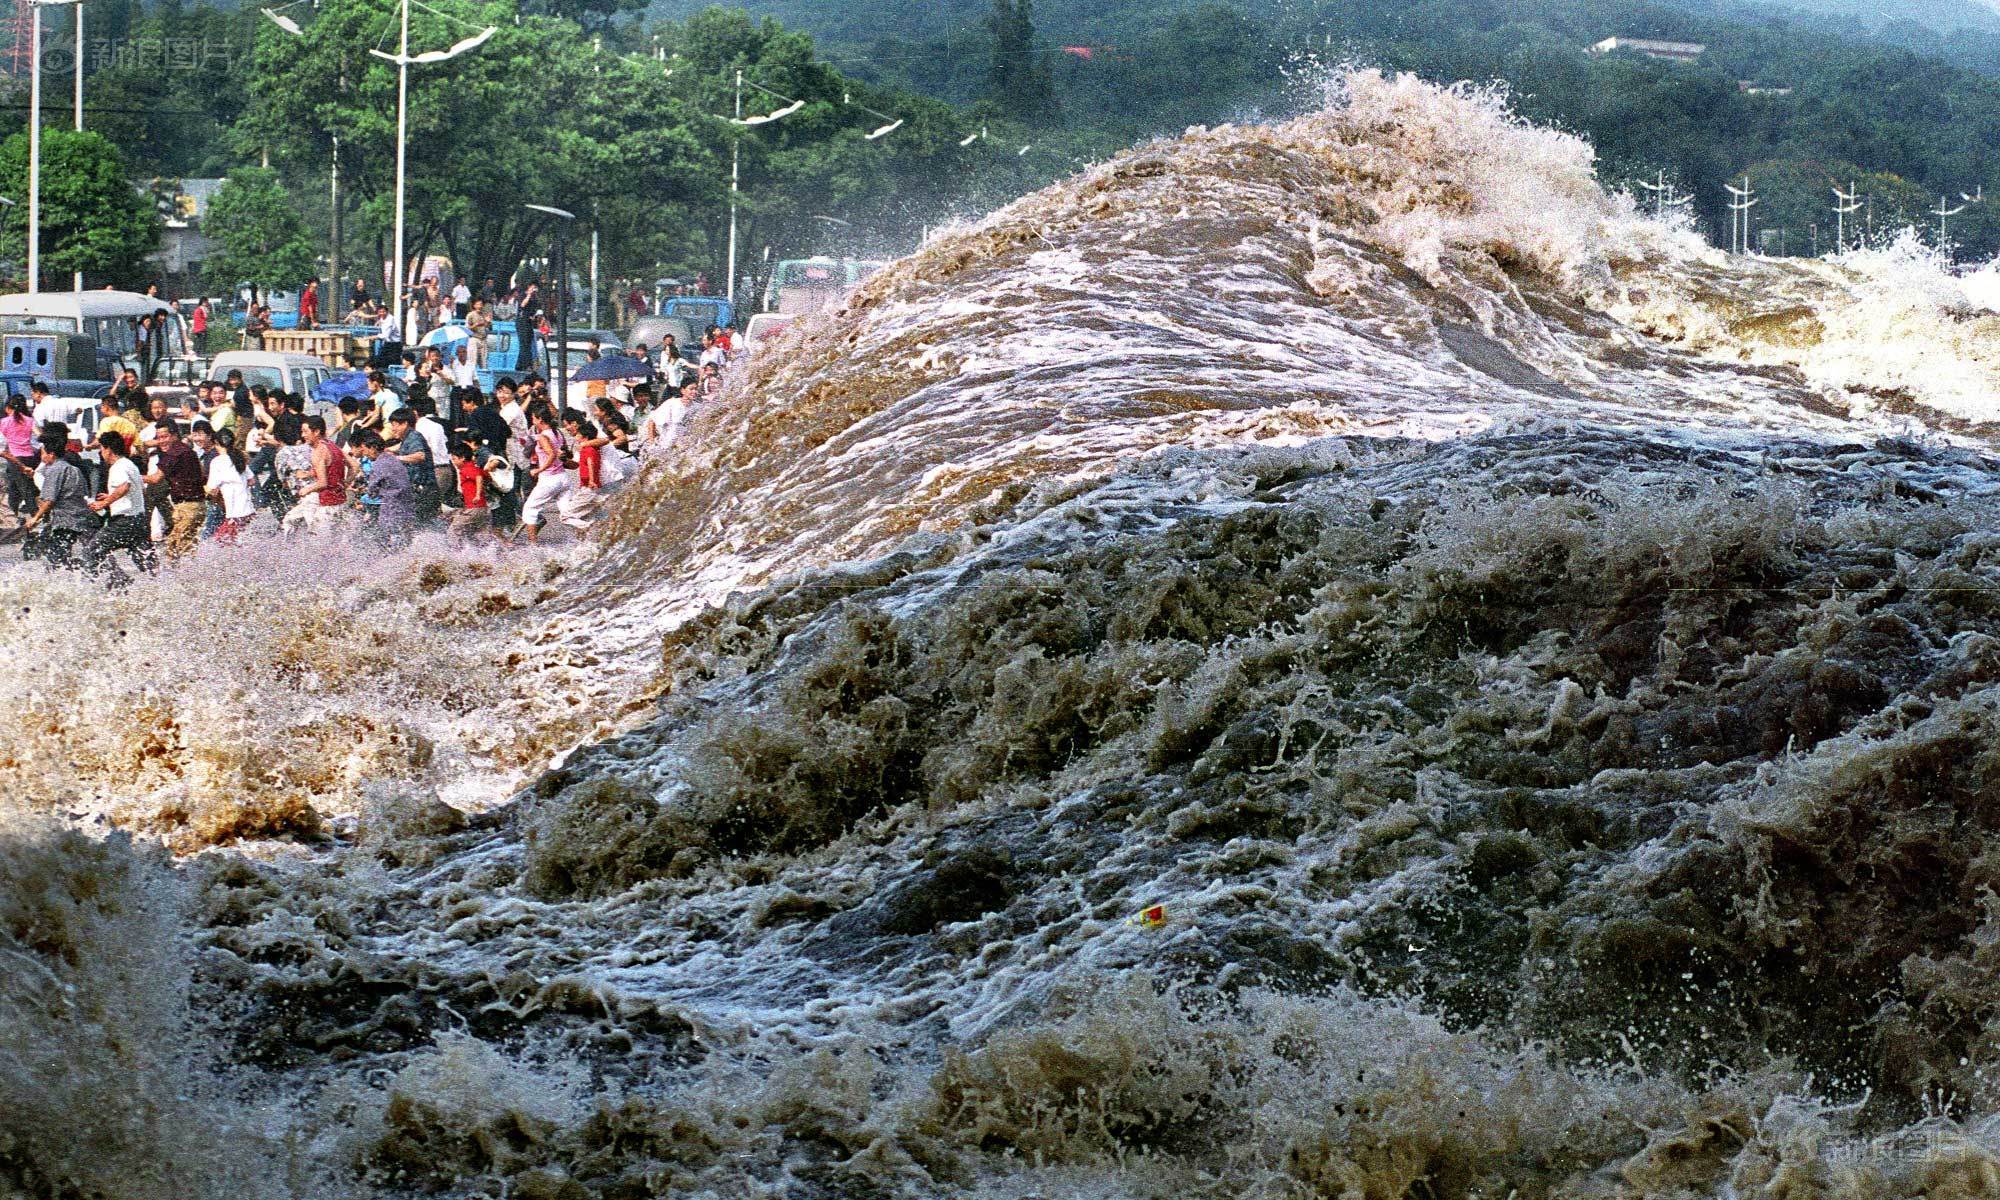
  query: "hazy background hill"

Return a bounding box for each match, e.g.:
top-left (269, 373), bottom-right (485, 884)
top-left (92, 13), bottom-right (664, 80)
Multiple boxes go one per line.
top-left (637, 0), bottom-right (2000, 254)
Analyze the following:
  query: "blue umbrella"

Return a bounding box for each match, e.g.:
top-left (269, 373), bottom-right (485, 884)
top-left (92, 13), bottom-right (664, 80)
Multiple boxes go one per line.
top-left (569, 354), bottom-right (655, 383)
top-left (314, 370), bottom-right (372, 406)
top-left (419, 324), bottom-right (473, 350)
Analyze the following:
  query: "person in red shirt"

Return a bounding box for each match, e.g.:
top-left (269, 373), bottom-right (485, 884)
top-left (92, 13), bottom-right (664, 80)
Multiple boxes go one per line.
top-left (299, 278), bottom-right (320, 329)
top-left (447, 439), bottom-right (491, 543)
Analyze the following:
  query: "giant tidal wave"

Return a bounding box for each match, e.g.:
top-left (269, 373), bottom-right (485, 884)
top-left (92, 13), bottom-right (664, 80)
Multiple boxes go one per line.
top-left (13, 70), bottom-right (2000, 1199)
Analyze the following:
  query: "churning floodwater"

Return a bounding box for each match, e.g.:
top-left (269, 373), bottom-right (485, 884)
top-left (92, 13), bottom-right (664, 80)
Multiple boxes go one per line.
top-left (15, 70), bottom-right (2000, 1199)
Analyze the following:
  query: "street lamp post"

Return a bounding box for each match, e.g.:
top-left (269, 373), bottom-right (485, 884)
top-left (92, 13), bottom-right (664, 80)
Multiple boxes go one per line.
top-left (358, 0), bottom-right (495, 336)
top-left (525, 204), bottom-right (574, 400)
top-left (71, 0), bottom-right (82, 291)
top-left (723, 72), bottom-right (804, 309)
top-left (26, 0), bottom-right (83, 294)
top-left (728, 69), bottom-right (741, 309)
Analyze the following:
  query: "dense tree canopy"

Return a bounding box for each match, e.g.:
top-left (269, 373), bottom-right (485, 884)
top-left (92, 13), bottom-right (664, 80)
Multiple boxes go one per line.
top-left (19, 0), bottom-right (2000, 295)
top-left (202, 167), bottom-right (317, 298)
top-left (0, 131), bottom-right (159, 288)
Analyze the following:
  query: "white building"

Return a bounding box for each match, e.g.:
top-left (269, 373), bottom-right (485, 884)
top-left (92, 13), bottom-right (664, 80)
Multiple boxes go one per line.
top-left (145, 177), bottom-right (224, 280)
top-left (1587, 37), bottom-right (1707, 62)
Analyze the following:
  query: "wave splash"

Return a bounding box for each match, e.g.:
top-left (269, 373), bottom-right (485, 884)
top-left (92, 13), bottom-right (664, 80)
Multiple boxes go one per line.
top-left (11, 69), bottom-right (2000, 1199)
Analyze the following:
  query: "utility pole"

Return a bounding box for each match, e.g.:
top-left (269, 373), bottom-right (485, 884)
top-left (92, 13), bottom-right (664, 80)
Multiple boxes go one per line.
top-left (1638, 170), bottom-right (1691, 220)
top-left (1725, 177), bottom-right (1758, 255)
top-left (1832, 182), bottom-right (1861, 254)
top-left (28, 1), bottom-right (42, 292)
top-left (1934, 194), bottom-right (1969, 257)
top-left (329, 58), bottom-right (345, 321)
top-left (718, 74), bottom-right (806, 307)
top-left (329, 133), bottom-right (342, 319)
top-left (392, 0), bottom-right (408, 327)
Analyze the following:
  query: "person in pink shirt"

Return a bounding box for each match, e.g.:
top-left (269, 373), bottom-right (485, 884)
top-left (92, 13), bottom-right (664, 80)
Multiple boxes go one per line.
top-left (2, 394), bottom-right (37, 524)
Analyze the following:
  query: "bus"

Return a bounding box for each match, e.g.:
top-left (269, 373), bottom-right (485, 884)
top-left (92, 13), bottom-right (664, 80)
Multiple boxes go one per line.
top-left (0, 290), bottom-right (190, 380)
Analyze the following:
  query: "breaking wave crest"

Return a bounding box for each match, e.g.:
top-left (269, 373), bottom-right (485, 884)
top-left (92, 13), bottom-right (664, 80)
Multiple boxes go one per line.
top-left (12, 69), bottom-right (2000, 1199)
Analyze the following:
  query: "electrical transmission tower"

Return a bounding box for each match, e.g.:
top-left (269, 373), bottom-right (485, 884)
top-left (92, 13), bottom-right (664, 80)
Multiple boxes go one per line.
top-left (0, 0), bottom-right (38, 78)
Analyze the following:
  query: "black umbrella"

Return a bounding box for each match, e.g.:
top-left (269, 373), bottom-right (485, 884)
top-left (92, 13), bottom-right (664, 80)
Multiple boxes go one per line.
top-left (569, 354), bottom-right (655, 383)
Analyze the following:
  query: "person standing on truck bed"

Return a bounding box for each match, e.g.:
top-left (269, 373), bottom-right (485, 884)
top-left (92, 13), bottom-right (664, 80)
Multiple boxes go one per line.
top-left (515, 280), bottom-right (542, 373)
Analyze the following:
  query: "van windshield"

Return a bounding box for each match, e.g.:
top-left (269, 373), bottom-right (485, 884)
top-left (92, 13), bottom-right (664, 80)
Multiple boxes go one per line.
top-left (232, 367), bottom-right (285, 391)
top-left (0, 315), bottom-right (80, 333)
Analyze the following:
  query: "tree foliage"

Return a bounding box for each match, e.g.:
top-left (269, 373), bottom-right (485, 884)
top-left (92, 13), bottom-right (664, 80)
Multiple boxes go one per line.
top-left (657, 0), bottom-right (2000, 259)
top-left (0, 130), bottom-right (159, 288)
top-left (202, 167), bottom-right (316, 296)
top-left (229, 0), bottom-right (1020, 295)
top-left (984, 0), bottom-right (1057, 122)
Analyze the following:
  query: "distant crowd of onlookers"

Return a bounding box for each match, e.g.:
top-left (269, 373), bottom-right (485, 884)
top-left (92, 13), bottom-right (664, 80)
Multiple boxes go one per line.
top-left (1, 324), bottom-right (743, 583)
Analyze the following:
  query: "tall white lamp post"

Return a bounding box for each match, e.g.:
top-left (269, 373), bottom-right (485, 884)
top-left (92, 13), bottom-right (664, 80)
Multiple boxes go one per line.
top-left (70, 0), bottom-right (82, 290)
top-left (271, 0), bottom-right (493, 329)
top-left (723, 72), bottom-right (803, 308)
top-left (27, 0), bottom-right (82, 295)
top-left (362, 0), bottom-right (493, 333)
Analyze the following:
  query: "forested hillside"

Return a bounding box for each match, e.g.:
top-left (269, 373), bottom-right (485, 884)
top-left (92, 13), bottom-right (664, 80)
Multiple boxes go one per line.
top-left (643, 0), bottom-right (2000, 256)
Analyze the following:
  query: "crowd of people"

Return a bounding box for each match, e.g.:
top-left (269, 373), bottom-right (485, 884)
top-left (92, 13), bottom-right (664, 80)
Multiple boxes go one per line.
top-left (0, 339), bottom-right (730, 584)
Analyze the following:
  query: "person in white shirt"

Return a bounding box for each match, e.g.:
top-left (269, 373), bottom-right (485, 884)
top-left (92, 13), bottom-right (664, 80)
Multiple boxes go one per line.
top-left (373, 305), bottom-right (403, 369)
top-left (414, 406), bottom-right (453, 496)
top-left (30, 382), bottom-right (65, 438)
top-left (639, 381), bottom-right (689, 455)
top-left (204, 434), bottom-right (256, 542)
top-left (362, 372), bottom-right (403, 431)
top-left (451, 279), bottom-right (471, 319)
top-left (450, 343), bottom-right (477, 388)
top-left (495, 380), bottom-right (532, 470)
top-left (80, 428), bottom-right (151, 582)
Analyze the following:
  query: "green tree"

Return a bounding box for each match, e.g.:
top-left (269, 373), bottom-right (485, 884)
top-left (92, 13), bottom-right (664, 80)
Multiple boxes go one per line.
top-left (0, 129), bottom-right (159, 289)
top-left (984, 0), bottom-right (1056, 122)
top-left (202, 167), bottom-right (316, 300)
top-left (518, 0), bottom-right (645, 33)
top-left (237, 0), bottom-right (716, 293)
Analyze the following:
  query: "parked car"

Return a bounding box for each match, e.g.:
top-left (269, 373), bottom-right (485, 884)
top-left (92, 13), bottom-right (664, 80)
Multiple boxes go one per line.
top-left (662, 296), bottom-right (736, 334)
top-left (557, 328), bottom-right (624, 360)
top-left (620, 315), bottom-right (699, 361)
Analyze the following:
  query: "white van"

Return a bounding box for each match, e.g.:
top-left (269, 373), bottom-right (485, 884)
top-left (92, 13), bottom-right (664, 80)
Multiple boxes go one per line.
top-left (207, 351), bottom-right (342, 414)
top-left (744, 312), bottom-right (797, 353)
